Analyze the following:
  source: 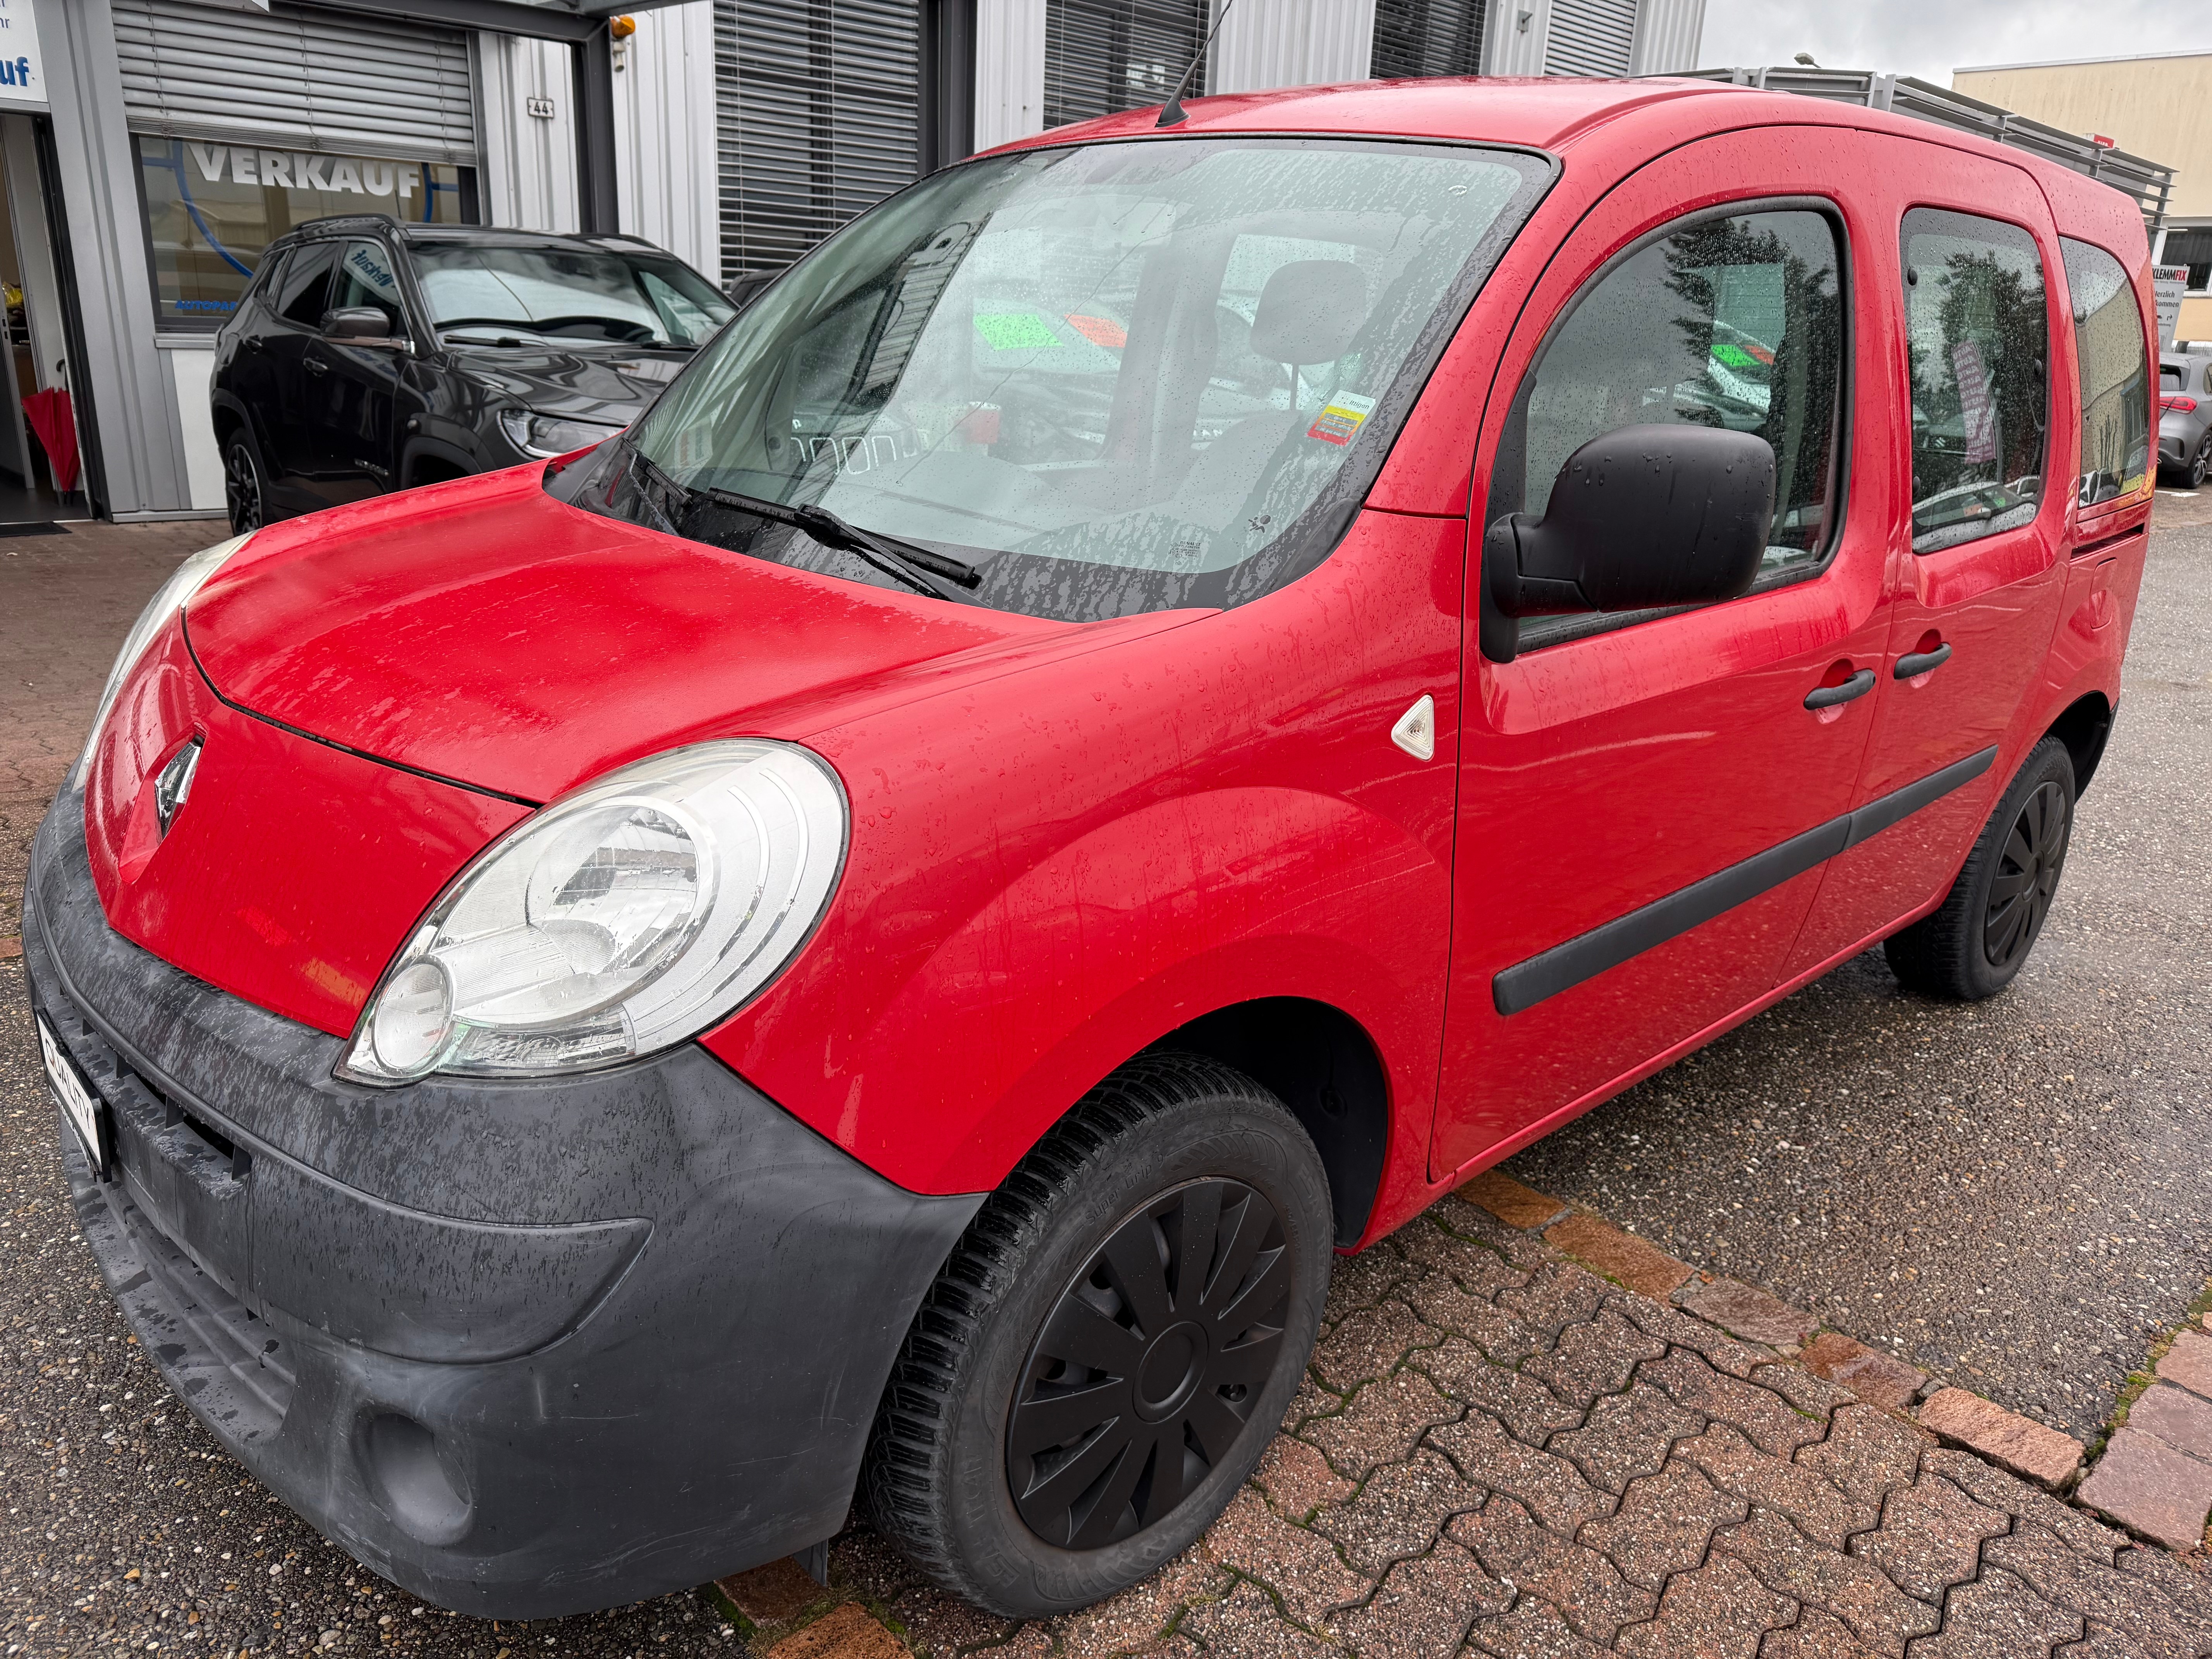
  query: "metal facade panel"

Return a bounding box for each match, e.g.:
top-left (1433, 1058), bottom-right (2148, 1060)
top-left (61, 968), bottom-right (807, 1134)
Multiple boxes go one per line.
top-left (1212, 0), bottom-right (1372, 94)
top-left (1369, 0), bottom-right (1487, 80)
top-left (1627, 0), bottom-right (1705, 75)
top-left (713, 0), bottom-right (920, 278)
top-left (1543, 0), bottom-right (1637, 77)
top-left (1041, 0), bottom-right (1209, 130)
top-left (112, 0), bottom-right (477, 163)
top-left (614, 2), bottom-right (720, 278)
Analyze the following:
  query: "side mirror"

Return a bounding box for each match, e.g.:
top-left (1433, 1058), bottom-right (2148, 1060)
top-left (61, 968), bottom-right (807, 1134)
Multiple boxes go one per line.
top-left (322, 306), bottom-right (394, 343)
top-left (1482, 424), bottom-right (1776, 663)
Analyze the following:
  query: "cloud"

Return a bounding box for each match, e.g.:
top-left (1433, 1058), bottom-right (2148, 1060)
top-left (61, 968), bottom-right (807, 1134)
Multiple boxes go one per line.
top-left (1697, 0), bottom-right (2212, 86)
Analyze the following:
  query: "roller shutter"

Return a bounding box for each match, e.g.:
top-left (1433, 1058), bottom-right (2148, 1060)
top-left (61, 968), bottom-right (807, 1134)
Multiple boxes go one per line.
top-left (1042, 0), bottom-right (1210, 130)
top-left (1544, 0), bottom-right (1638, 77)
top-left (1370, 0), bottom-right (1489, 79)
top-left (111, 0), bottom-right (477, 163)
top-left (713, 0), bottom-right (920, 281)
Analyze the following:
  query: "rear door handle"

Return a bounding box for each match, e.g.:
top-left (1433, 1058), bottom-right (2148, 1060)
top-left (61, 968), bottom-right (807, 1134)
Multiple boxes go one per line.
top-left (304, 355), bottom-right (329, 376)
top-left (1894, 642), bottom-right (1953, 678)
top-left (1803, 668), bottom-right (1876, 710)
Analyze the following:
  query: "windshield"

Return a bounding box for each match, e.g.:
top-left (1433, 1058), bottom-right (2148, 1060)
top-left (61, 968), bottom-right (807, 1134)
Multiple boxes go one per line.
top-left (561, 137), bottom-right (1549, 622)
top-left (416, 244), bottom-right (735, 348)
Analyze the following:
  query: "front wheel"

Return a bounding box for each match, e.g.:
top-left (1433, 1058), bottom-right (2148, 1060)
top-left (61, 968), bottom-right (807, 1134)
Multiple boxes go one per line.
top-left (862, 1054), bottom-right (1332, 1618)
top-left (224, 434), bottom-right (269, 536)
top-left (1884, 735), bottom-right (2075, 1000)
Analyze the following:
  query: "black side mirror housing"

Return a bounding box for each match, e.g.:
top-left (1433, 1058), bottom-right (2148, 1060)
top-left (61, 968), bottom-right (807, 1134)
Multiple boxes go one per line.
top-left (1482, 424), bottom-right (1776, 663)
top-left (322, 306), bottom-right (394, 343)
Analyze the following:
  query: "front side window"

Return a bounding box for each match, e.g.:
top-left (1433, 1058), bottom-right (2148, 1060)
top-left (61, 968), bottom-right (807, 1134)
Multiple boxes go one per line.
top-left (412, 244), bottom-right (735, 349)
top-left (2061, 238), bottom-right (2150, 508)
top-left (1901, 208), bottom-right (2049, 553)
top-left (579, 138), bottom-right (1550, 623)
top-left (1491, 206), bottom-right (1846, 648)
top-left (331, 240), bottom-right (407, 335)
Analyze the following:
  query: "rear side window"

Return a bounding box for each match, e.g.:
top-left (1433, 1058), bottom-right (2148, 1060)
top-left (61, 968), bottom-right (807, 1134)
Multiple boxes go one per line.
top-left (1495, 206), bottom-right (1846, 648)
top-left (2062, 239), bottom-right (2150, 507)
top-left (276, 242), bottom-right (339, 328)
top-left (2159, 364), bottom-right (2183, 391)
top-left (1901, 209), bottom-right (2048, 553)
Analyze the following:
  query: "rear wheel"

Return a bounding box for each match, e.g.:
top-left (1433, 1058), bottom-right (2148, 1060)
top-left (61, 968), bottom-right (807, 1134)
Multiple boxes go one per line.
top-left (862, 1053), bottom-right (1331, 1618)
top-left (1884, 736), bottom-right (2075, 1001)
top-left (2190, 435), bottom-right (2210, 491)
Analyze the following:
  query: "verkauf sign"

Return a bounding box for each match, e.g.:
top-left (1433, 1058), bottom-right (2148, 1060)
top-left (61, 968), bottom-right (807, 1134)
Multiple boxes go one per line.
top-left (0, 0), bottom-right (45, 109)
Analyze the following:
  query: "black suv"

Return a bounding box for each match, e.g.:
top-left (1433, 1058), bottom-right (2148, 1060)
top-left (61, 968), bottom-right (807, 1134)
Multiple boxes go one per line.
top-left (211, 217), bottom-right (735, 534)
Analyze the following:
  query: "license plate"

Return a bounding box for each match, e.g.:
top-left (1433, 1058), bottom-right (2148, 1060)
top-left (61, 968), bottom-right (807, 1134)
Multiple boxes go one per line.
top-left (38, 1014), bottom-right (109, 1179)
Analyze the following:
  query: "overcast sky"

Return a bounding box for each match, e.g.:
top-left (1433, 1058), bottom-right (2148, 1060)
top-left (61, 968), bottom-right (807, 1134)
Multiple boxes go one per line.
top-left (1697, 0), bottom-right (2212, 86)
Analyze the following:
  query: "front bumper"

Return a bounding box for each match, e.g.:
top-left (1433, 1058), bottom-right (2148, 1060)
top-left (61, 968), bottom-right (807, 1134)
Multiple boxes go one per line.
top-left (25, 792), bottom-right (982, 1618)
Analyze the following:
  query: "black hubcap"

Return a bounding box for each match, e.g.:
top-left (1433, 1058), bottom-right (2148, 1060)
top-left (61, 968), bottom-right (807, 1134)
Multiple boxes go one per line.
top-left (1007, 1179), bottom-right (1292, 1550)
top-left (225, 444), bottom-right (263, 533)
top-left (1984, 780), bottom-right (2067, 969)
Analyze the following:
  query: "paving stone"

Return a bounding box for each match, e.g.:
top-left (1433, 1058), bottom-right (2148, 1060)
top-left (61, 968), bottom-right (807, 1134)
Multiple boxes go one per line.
top-left (1427, 1192), bottom-right (1555, 1270)
top-left (1710, 1505), bottom-right (1939, 1657)
top-left (1465, 1598), bottom-right (1612, 1659)
top-left (1497, 1262), bottom-right (1613, 1338)
top-left (1255, 1432), bottom-right (1361, 1522)
top-left (1644, 1348), bottom-right (1828, 1457)
top-left (1982, 1523), bottom-right (2203, 1659)
top-left (1394, 1217), bottom-right (1531, 1296)
top-left (1524, 1309), bottom-right (1669, 1408)
top-left (768, 1603), bottom-right (908, 1659)
top-left (1325, 1240), bottom-right (1419, 1321)
top-left (1200, 1488), bottom-right (1373, 1628)
top-left (1175, 1579), bottom-right (1343, 1655)
top-left (1608, 1290), bottom-right (1773, 1380)
top-left (1448, 1496), bottom-right (1658, 1642)
top-left (1901, 1565), bottom-right (2081, 1659)
top-left (719, 1556), bottom-right (827, 1624)
top-left (1915, 1390), bottom-right (2083, 1491)
top-left (1580, 1458), bottom-right (1750, 1590)
top-left (1430, 1407), bottom-right (1616, 1536)
top-left (1544, 1212), bottom-right (1697, 1300)
top-left (2127, 1384), bottom-right (2212, 1463)
top-left (1799, 1334), bottom-right (1928, 1417)
top-left (1922, 1450), bottom-right (2125, 1565)
top-left (1046, 1551), bottom-right (1232, 1659)
top-left (2076, 1428), bottom-right (2212, 1551)
top-left (1614, 1552), bottom-right (1799, 1659)
top-left (2155, 1332), bottom-right (2212, 1401)
top-left (1312, 1300), bottom-right (1441, 1393)
top-left (891, 1583), bottom-right (1022, 1657)
top-left (1310, 1447), bottom-right (1485, 1575)
top-left (1412, 1336), bottom-right (1582, 1440)
top-left (1850, 1474), bottom-right (2009, 1602)
top-left (1681, 1279), bottom-right (1822, 1348)
top-left (1796, 1405), bottom-right (1932, 1511)
top-left (1678, 1423), bottom-right (1876, 1549)
top-left (1549, 1380), bottom-right (1705, 1495)
top-left (1402, 1277), bottom-right (1546, 1366)
top-left (2111, 1549), bottom-right (2212, 1639)
top-left (1755, 1363), bottom-right (1860, 1423)
top-left (1460, 1168), bottom-right (1568, 1231)
top-left (1303, 1368), bottom-right (1463, 1480)
top-left (1326, 1540), bottom-right (1508, 1659)
top-left (1762, 1606), bottom-right (1886, 1659)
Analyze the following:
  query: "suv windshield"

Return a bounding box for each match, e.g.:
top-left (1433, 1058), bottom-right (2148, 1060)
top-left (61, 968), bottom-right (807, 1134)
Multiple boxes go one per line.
top-left (416, 243), bottom-right (735, 348)
top-left (560, 137), bottom-right (1549, 622)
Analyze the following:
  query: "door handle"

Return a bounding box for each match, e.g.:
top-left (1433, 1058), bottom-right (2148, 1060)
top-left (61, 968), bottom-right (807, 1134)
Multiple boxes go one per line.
top-left (304, 355), bottom-right (329, 376)
top-left (241, 335), bottom-right (266, 353)
top-left (1803, 668), bottom-right (1876, 711)
top-left (1894, 642), bottom-right (1953, 678)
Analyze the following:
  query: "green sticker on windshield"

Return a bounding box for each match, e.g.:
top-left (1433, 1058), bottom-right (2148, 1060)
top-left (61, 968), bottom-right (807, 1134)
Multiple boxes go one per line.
top-left (974, 312), bottom-right (1060, 350)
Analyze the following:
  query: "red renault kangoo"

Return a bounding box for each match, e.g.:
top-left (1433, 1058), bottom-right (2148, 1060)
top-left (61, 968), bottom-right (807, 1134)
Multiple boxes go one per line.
top-left (26, 74), bottom-right (2153, 1620)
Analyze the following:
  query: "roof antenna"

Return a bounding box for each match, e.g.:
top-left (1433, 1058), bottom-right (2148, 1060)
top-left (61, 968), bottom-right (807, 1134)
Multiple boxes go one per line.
top-left (1158, 0), bottom-right (1236, 127)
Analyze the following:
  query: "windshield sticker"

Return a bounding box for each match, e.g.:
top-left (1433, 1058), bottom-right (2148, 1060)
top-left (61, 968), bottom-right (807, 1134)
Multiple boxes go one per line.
top-left (1307, 391), bottom-right (1377, 446)
top-left (1063, 313), bottom-right (1128, 349)
top-left (973, 312), bottom-right (1061, 350)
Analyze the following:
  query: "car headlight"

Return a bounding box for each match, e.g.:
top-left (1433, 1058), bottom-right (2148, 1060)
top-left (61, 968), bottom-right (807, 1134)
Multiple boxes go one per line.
top-left (499, 408), bottom-right (626, 459)
top-left (73, 533), bottom-right (253, 789)
top-left (338, 740), bottom-right (847, 1085)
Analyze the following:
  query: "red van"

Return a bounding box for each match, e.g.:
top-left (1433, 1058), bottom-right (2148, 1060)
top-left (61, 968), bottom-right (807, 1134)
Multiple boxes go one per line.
top-left (27, 76), bottom-right (2153, 1621)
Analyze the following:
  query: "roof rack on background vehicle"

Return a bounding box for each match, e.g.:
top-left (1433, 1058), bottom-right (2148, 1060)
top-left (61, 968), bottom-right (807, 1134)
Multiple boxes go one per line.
top-left (290, 212), bottom-right (404, 235)
top-left (1678, 67), bottom-right (2177, 227)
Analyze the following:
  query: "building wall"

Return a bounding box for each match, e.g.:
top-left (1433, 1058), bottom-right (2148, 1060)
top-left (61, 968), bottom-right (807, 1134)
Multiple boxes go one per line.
top-left (1629, 0), bottom-right (1705, 76)
top-left (1952, 53), bottom-right (2212, 221)
top-left (974, 0), bottom-right (1047, 151)
top-left (475, 32), bottom-right (579, 235)
top-left (1211, 0), bottom-right (1372, 95)
top-left (610, 1), bottom-right (718, 276)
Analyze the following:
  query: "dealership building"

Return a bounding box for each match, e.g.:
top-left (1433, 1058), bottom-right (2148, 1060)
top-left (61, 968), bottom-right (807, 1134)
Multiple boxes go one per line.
top-left (0, 0), bottom-right (1708, 525)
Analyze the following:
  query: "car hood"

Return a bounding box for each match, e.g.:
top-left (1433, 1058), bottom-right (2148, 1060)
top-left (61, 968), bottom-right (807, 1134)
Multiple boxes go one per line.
top-left (185, 465), bottom-right (1113, 804)
top-left (441, 340), bottom-right (694, 425)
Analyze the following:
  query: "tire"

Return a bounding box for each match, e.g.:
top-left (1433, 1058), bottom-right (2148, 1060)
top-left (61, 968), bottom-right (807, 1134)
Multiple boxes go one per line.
top-left (862, 1053), bottom-right (1332, 1618)
top-left (2190, 436), bottom-right (2210, 491)
top-left (1884, 736), bottom-right (2075, 1001)
top-left (224, 432), bottom-right (270, 536)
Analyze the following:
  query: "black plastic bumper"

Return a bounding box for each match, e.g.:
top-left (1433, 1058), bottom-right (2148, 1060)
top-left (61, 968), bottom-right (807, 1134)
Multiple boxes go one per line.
top-left (24, 792), bottom-right (982, 1618)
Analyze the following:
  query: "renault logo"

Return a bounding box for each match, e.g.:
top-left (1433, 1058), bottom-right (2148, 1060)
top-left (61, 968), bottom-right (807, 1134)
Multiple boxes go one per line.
top-left (154, 737), bottom-right (203, 836)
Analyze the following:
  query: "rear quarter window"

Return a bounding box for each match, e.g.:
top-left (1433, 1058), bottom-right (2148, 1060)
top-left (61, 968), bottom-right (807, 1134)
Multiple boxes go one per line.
top-left (2061, 238), bottom-right (2150, 507)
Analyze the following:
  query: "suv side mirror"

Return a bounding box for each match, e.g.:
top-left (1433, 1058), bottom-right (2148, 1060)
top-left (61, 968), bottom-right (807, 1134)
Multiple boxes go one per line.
top-left (1482, 424), bottom-right (1776, 662)
top-left (322, 307), bottom-right (395, 343)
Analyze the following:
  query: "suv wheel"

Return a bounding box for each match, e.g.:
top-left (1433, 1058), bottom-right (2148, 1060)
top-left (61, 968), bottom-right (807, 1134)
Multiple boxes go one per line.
top-left (1884, 735), bottom-right (2075, 1001)
top-left (863, 1053), bottom-right (1331, 1618)
top-left (224, 434), bottom-right (268, 535)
